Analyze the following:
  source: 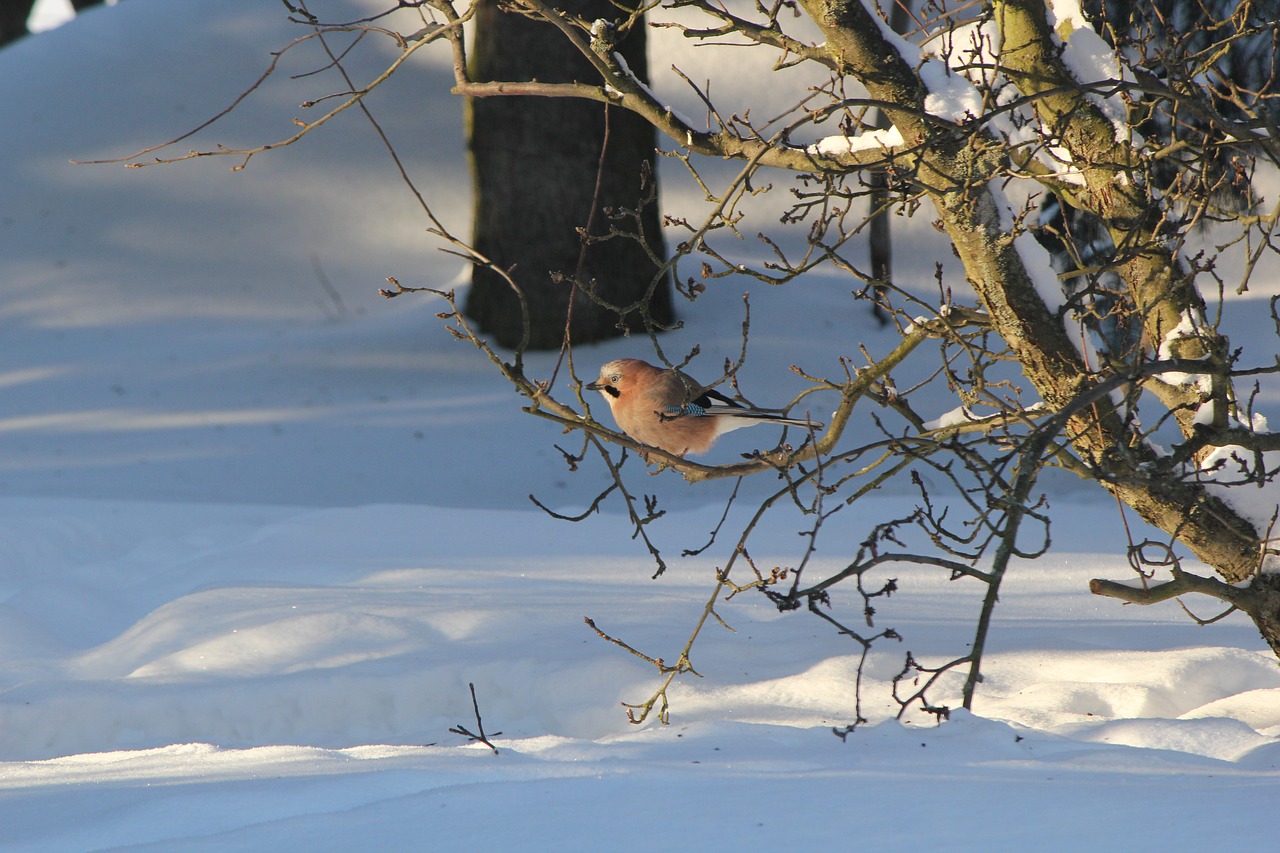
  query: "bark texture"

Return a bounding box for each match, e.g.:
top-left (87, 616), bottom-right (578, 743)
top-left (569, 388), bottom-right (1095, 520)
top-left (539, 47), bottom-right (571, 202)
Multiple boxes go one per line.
top-left (797, 0), bottom-right (1271, 633)
top-left (464, 0), bottom-right (674, 350)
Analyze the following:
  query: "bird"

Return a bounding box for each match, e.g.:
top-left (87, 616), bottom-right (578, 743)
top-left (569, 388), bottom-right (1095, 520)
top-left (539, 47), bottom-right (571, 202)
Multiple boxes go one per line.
top-left (586, 358), bottom-right (823, 457)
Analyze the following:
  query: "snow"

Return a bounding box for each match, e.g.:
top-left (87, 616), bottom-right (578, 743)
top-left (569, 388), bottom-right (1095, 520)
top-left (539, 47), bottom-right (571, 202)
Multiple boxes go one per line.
top-left (918, 55), bottom-right (986, 123)
top-left (921, 405), bottom-right (975, 431)
top-left (1, 1), bottom-right (1279, 850)
top-left (871, 6), bottom-right (985, 125)
top-left (1198, 437), bottom-right (1280, 541)
top-left (809, 126), bottom-right (904, 157)
top-left (1046, 0), bottom-right (1134, 143)
top-left (1157, 309), bottom-right (1214, 390)
top-left (26, 0), bottom-right (75, 34)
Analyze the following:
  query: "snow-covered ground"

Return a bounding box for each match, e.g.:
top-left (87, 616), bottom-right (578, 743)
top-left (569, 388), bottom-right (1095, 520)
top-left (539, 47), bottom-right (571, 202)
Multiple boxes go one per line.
top-left (2, 2), bottom-right (1279, 850)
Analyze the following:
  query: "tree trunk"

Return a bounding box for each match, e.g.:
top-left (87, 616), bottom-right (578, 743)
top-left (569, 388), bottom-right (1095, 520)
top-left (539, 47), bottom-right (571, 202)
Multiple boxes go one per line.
top-left (0, 0), bottom-right (36, 46)
top-left (799, 0), bottom-right (1278, 644)
top-left (0, 0), bottom-right (105, 46)
top-left (1249, 576), bottom-right (1280, 659)
top-left (464, 0), bottom-right (675, 350)
top-left (866, 0), bottom-right (912, 325)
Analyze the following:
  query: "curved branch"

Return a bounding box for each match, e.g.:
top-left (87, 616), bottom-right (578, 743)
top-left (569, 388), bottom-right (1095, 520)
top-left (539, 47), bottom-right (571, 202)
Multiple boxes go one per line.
top-left (1089, 572), bottom-right (1250, 608)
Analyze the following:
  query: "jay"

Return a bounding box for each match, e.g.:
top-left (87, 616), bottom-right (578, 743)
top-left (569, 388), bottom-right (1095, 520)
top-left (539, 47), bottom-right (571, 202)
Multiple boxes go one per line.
top-left (586, 358), bottom-right (823, 457)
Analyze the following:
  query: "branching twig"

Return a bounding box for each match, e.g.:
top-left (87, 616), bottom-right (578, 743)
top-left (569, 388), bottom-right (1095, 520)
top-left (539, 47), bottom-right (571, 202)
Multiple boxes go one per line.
top-left (448, 682), bottom-right (503, 753)
top-left (91, 0), bottom-right (1280, 731)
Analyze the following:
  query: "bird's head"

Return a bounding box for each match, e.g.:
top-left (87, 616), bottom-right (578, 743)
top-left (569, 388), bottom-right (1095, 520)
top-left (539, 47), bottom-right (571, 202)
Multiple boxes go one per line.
top-left (586, 358), bottom-right (650, 401)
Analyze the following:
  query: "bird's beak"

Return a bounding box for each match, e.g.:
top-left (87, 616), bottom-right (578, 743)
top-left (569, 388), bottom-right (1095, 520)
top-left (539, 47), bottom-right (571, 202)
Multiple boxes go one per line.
top-left (585, 380), bottom-right (604, 391)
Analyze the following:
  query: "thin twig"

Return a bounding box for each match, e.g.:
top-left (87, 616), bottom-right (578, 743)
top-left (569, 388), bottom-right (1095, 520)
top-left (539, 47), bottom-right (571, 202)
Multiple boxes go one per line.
top-left (448, 682), bottom-right (502, 753)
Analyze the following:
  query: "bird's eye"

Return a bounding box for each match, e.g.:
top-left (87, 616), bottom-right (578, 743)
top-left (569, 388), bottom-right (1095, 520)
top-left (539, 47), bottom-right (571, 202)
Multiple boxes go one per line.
top-left (609, 374), bottom-right (621, 384)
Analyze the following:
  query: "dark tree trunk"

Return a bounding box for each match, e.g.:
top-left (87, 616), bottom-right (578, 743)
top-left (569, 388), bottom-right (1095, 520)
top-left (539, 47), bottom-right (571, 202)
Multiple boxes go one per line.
top-left (0, 0), bottom-right (36, 46)
top-left (0, 0), bottom-right (105, 46)
top-left (464, 0), bottom-right (674, 350)
top-left (866, 0), bottom-right (912, 326)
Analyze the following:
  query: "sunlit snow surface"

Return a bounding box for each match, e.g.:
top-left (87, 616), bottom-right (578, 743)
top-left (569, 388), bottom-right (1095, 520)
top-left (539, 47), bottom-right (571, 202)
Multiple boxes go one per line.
top-left (1, 1), bottom-right (1279, 850)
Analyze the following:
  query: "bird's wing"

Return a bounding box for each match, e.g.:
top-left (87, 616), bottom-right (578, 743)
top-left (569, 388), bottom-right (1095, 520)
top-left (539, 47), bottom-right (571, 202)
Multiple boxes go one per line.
top-left (663, 377), bottom-right (819, 428)
top-left (696, 387), bottom-right (743, 410)
top-left (674, 387), bottom-right (790, 421)
top-left (662, 386), bottom-right (745, 418)
top-left (692, 387), bottom-right (823, 429)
